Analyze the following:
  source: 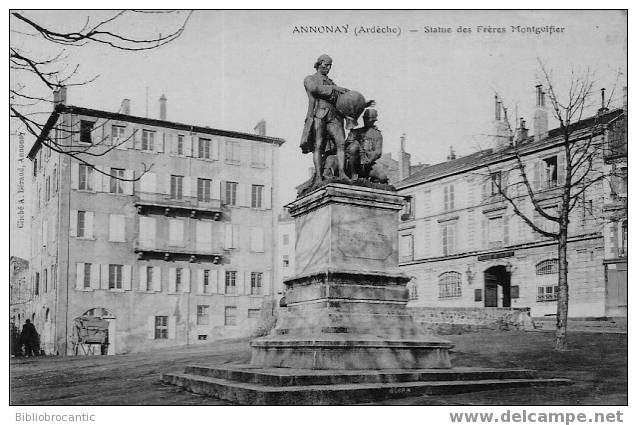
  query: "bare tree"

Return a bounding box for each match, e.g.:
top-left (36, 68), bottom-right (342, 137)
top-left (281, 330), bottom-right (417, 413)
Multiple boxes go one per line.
top-left (10, 10), bottom-right (194, 181)
top-left (487, 62), bottom-right (626, 350)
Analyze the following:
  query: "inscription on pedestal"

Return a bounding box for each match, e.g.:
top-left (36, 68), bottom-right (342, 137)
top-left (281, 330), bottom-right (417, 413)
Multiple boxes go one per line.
top-left (337, 226), bottom-right (392, 260)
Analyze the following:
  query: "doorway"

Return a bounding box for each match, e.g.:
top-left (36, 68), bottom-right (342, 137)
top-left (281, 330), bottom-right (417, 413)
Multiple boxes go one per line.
top-left (484, 265), bottom-right (511, 307)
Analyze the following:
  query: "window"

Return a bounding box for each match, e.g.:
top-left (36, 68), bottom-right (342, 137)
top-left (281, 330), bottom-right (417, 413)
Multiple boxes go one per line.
top-left (401, 196), bottom-right (414, 220)
top-left (441, 223), bottom-right (456, 256)
top-left (443, 185), bottom-right (455, 211)
top-left (225, 271), bottom-right (237, 294)
top-left (139, 216), bottom-right (156, 248)
top-left (248, 309), bottom-right (260, 319)
top-left (251, 144), bottom-right (265, 166)
top-left (52, 167), bottom-right (57, 193)
top-left (197, 178), bottom-right (212, 202)
top-left (474, 288), bottom-right (483, 302)
top-left (177, 135), bottom-right (185, 155)
top-left (175, 268), bottom-right (183, 292)
top-left (536, 259), bottom-right (559, 302)
top-left (154, 316), bottom-right (168, 339)
top-left (198, 138), bottom-right (211, 159)
top-left (51, 264), bottom-right (56, 290)
top-left (170, 175), bottom-right (183, 200)
top-left (282, 255), bottom-right (289, 268)
top-left (77, 211), bottom-right (86, 238)
top-left (80, 120), bottom-right (94, 144)
top-left (141, 130), bottom-right (155, 151)
top-left (251, 272), bottom-right (263, 295)
top-left (45, 176), bottom-right (50, 202)
top-left (400, 234), bottom-right (414, 262)
top-left (251, 184), bottom-right (263, 208)
top-left (224, 306), bottom-right (237, 325)
top-left (43, 268), bottom-right (48, 293)
top-left (83, 263), bottom-right (91, 289)
top-left (168, 219), bottom-right (184, 246)
top-left (146, 267), bottom-right (154, 290)
top-left (490, 172), bottom-right (502, 196)
top-left (197, 305), bottom-right (210, 325)
top-left (78, 164), bottom-right (93, 191)
top-left (111, 125), bottom-right (125, 144)
top-left (225, 141), bottom-right (241, 164)
top-left (35, 272), bottom-right (40, 295)
top-left (438, 271), bottom-right (462, 299)
top-left (110, 168), bottom-right (125, 194)
top-left (109, 214), bottom-right (126, 242)
top-left (621, 221), bottom-right (628, 256)
top-left (488, 216), bottom-right (504, 248)
top-left (282, 234), bottom-right (289, 246)
top-left (225, 181), bottom-right (238, 205)
top-left (203, 270), bottom-right (210, 293)
top-left (109, 264), bottom-right (123, 289)
top-left (543, 156), bottom-right (558, 188)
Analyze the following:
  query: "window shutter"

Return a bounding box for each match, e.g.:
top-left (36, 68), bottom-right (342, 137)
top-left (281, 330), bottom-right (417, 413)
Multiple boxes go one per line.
top-left (237, 183), bottom-right (246, 207)
top-left (156, 131), bottom-right (164, 153)
top-left (168, 316), bottom-right (176, 339)
top-left (124, 170), bottom-right (134, 195)
top-left (503, 214), bottom-right (510, 246)
top-left (533, 161), bottom-right (541, 190)
top-left (123, 265), bottom-right (132, 290)
top-left (197, 269), bottom-right (204, 294)
top-left (212, 139), bottom-right (220, 160)
top-left (557, 154), bottom-right (565, 186)
top-left (101, 264), bottom-right (109, 289)
top-left (139, 265), bottom-right (148, 291)
top-left (153, 267), bottom-right (162, 292)
top-left (264, 184), bottom-right (272, 209)
top-left (170, 134), bottom-right (177, 154)
top-left (183, 177), bottom-right (191, 198)
top-left (220, 181), bottom-right (226, 204)
top-left (211, 179), bottom-right (220, 200)
top-left (75, 263), bottom-right (84, 290)
top-left (101, 167), bottom-right (111, 192)
top-left (91, 264), bottom-right (100, 290)
top-left (236, 272), bottom-right (244, 295)
top-left (147, 317), bottom-right (155, 339)
top-left (224, 223), bottom-right (233, 249)
top-left (263, 271), bottom-right (271, 295)
top-left (168, 268), bottom-right (176, 293)
top-left (133, 128), bottom-right (142, 150)
top-left (71, 162), bottom-right (79, 189)
top-left (70, 210), bottom-right (77, 237)
top-left (211, 269), bottom-right (218, 293)
top-left (85, 212), bottom-right (94, 239)
top-left (186, 136), bottom-right (194, 157)
top-left (232, 224), bottom-right (239, 249)
top-left (183, 268), bottom-right (191, 293)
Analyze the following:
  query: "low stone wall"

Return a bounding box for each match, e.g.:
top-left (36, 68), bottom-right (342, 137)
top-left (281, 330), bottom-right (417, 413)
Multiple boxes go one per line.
top-left (409, 307), bottom-right (535, 334)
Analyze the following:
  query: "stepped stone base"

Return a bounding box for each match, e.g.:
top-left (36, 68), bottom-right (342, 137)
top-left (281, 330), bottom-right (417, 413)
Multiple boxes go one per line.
top-left (161, 365), bottom-right (571, 405)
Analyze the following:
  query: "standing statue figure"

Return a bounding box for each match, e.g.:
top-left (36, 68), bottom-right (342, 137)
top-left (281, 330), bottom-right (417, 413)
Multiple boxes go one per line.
top-left (345, 108), bottom-right (388, 183)
top-left (300, 54), bottom-right (350, 185)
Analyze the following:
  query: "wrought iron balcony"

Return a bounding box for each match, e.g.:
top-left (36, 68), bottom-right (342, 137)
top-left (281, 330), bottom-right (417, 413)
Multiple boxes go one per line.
top-left (134, 191), bottom-right (222, 219)
top-left (134, 239), bottom-right (225, 263)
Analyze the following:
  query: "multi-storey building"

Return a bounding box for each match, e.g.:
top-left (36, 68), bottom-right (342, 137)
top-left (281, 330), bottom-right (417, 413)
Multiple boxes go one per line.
top-left (396, 87), bottom-right (627, 319)
top-left (25, 88), bottom-right (285, 355)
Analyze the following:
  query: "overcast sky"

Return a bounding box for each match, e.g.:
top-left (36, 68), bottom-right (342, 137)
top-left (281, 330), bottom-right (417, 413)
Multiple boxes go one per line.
top-left (10, 9), bottom-right (627, 214)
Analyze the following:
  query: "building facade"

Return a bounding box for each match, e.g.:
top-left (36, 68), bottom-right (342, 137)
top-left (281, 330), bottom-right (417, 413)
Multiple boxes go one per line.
top-left (276, 210), bottom-right (295, 294)
top-left (396, 90), bottom-right (627, 319)
top-left (25, 90), bottom-right (285, 355)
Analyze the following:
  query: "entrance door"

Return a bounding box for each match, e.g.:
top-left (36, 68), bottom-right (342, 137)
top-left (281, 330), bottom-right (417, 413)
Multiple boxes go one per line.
top-left (606, 262), bottom-right (627, 316)
top-left (484, 265), bottom-right (511, 308)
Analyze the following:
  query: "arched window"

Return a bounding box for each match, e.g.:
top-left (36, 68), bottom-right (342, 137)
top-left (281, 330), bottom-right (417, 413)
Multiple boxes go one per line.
top-left (536, 259), bottom-right (559, 302)
top-left (438, 272), bottom-right (462, 299)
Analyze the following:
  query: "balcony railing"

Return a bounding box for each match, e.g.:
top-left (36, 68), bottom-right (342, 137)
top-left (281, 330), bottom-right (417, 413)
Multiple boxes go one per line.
top-left (536, 293), bottom-right (558, 302)
top-left (134, 239), bottom-right (224, 263)
top-left (134, 191), bottom-right (222, 219)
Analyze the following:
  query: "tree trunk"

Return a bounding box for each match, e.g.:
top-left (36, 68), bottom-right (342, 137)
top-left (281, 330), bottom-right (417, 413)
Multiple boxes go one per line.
top-left (554, 231), bottom-right (569, 350)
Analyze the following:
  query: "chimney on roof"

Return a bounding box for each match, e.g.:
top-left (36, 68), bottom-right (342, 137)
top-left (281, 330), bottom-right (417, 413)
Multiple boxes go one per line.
top-left (493, 94), bottom-right (511, 149)
top-left (447, 146), bottom-right (456, 161)
top-left (53, 87), bottom-right (67, 106)
top-left (398, 133), bottom-right (411, 181)
top-left (254, 120), bottom-right (267, 136)
top-left (515, 118), bottom-right (528, 144)
top-left (159, 95), bottom-right (167, 120)
top-left (533, 85), bottom-right (548, 142)
top-left (121, 99), bottom-right (131, 115)
top-left (597, 88), bottom-right (609, 116)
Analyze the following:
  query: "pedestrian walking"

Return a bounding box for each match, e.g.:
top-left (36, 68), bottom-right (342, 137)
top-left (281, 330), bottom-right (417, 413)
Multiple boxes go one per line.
top-left (20, 319), bottom-right (39, 357)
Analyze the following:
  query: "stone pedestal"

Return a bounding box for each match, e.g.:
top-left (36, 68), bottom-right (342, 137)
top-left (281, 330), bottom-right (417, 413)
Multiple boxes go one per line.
top-left (250, 184), bottom-right (453, 369)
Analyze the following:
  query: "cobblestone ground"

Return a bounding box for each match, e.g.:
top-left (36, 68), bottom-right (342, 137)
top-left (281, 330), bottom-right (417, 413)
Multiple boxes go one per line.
top-left (9, 331), bottom-right (627, 406)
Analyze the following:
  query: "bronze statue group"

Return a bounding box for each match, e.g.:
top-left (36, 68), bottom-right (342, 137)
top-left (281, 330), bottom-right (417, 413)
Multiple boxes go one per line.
top-left (300, 54), bottom-right (389, 193)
